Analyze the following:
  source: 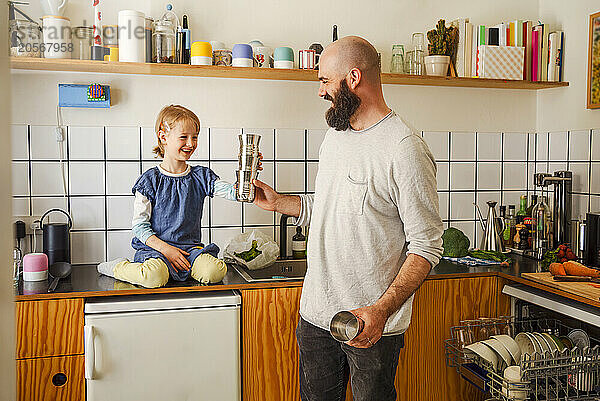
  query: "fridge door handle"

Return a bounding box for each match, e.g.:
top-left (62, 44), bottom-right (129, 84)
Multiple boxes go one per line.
top-left (84, 324), bottom-right (95, 380)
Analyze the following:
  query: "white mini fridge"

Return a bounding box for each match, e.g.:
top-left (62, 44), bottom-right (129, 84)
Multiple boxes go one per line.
top-left (84, 291), bottom-right (241, 401)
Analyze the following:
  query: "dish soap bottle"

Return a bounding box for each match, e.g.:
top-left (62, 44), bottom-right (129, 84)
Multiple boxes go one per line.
top-left (292, 227), bottom-right (306, 259)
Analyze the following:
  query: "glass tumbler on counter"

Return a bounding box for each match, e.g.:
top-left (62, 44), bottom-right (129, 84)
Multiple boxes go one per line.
top-left (153, 19), bottom-right (176, 63)
top-left (9, 19), bottom-right (41, 58)
top-left (72, 26), bottom-right (93, 60)
top-left (390, 44), bottom-right (405, 73)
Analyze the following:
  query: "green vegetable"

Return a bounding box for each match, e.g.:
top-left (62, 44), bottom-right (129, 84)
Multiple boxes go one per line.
top-left (234, 240), bottom-right (262, 262)
top-left (541, 248), bottom-right (560, 271)
top-left (468, 249), bottom-right (510, 264)
top-left (442, 227), bottom-right (470, 258)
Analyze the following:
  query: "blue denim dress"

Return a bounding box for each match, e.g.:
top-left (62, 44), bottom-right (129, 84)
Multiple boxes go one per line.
top-left (131, 165), bottom-right (220, 281)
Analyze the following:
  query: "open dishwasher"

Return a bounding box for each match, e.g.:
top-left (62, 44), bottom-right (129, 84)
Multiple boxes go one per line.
top-left (445, 283), bottom-right (600, 400)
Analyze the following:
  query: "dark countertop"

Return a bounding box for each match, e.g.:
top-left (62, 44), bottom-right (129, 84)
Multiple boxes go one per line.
top-left (15, 255), bottom-right (545, 301)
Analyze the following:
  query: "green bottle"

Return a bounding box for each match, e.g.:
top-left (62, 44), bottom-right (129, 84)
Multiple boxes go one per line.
top-left (292, 227), bottom-right (306, 259)
top-left (516, 195), bottom-right (527, 224)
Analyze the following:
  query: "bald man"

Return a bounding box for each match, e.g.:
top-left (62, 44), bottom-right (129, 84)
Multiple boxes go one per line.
top-left (253, 36), bottom-right (443, 401)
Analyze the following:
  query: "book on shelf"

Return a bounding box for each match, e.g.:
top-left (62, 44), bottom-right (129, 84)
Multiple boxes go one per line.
top-left (451, 18), bottom-right (469, 77)
top-left (547, 30), bottom-right (564, 82)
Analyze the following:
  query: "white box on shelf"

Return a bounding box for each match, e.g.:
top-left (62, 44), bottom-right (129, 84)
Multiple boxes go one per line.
top-left (477, 45), bottom-right (524, 80)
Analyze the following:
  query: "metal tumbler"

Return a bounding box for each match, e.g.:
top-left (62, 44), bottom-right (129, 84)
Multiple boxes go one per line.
top-left (329, 311), bottom-right (364, 342)
top-left (236, 133), bottom-right (261, 202)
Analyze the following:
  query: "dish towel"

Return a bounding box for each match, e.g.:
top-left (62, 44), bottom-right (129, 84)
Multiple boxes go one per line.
top-left (443, 256), bottom-right (505, 266)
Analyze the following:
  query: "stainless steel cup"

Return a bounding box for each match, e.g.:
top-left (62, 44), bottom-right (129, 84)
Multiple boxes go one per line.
top-left (330, 311), bottom-right (364, 342)
top-left (236, 169), bottom-right (258, 202)
top-left (238, 133), bottom-right (261, 150)
top-left (238, 151), bottom-right (260, 170)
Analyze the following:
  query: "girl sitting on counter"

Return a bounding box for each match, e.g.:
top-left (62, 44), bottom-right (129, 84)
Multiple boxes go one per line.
top-left (98, 104), bottom-right (244, 288)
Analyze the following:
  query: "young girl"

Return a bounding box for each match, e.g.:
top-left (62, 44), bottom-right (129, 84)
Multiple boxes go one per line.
top-left (98, 105), bottom-right (237, 288)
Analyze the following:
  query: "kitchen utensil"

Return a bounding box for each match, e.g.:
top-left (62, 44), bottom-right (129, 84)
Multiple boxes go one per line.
top-left (515, 332), bottom-right (536, 356)
top-left (210, 40), bottom-right (225, 51)
top-left (330, 311), bottom-right (363, 342)
top-left (540, 332), bottom-right (559, 353)
top-left (309, 43), bottom-right (323, 69)
top-left (503, 366), bottom-right (527, 401)
top-left (40, 0), bottom-right (68, 16)
top-left (118, 10), bottom-right (145, 63)
top-left (527, 332), bottom-right (544, 354)
top-left (48, 261), bottom-right (71, 292)
top-left (298, 49), bottom-right (316, 69)
top-left (42, 15), bottom-right (71, 59)
top-left (72, 26), bottom-right (92, 60)
top-left (390, 44), bottom-right (405, 73)
top-left (475, 201), bottom-right (506, 252)
top-left (567, 329), bottom-right (590, 349)
top-left (40, 208), bottom-right (72, 267)
top-left (153, 18), bottom-right (175, 63)
top-left (491, 335), bottom-right (521, 364)
top-left (559, 335), bottom-right (574, 349)
top-left (191, 41), bottom-right (212, 65)
top-left (482, 338), bottom-right (512, 367)
top-left (532, 332), bottom-right (552, 353)
top-left (22, 252), bottom-right (48, 281)
top-left (465, 341), bottom-right (499, 371)
top-left (232, 43), bottom-right (253, 67)
top-left (235, 170), bottom-right (258, 203)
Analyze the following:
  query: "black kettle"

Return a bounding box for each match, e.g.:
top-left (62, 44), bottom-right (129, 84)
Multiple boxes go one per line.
top-left (39, 209), bottom-right (72, 267)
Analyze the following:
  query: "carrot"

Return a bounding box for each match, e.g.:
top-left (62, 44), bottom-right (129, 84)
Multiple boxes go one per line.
top-left (563, 261), bottom-right (600, 278)
top-left (549, 262), bottom-right (566, 276)
top-left (589, 283), bottom-right (600, 289)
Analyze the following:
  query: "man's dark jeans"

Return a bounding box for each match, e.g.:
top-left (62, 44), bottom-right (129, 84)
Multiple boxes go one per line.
top-left (296, 317), bottom-right (404, 401)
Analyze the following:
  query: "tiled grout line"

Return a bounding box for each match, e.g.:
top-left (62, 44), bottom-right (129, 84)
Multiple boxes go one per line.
top-left (446, 132), bottom-right (451, 229)
top-left (474, 131), bottom-right (479, 244)
top-left (104, 126), bottom-right (109, 262)
top-left (27, 125), bottom-right (32, 219)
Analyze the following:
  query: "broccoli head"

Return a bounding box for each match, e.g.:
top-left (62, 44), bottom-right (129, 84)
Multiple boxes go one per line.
top-left (442, 227), bottom-right (470, 258)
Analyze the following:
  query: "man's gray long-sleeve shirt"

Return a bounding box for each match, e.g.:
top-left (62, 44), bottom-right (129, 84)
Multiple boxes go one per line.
top-left (295, 111), bottom-right (444, 335)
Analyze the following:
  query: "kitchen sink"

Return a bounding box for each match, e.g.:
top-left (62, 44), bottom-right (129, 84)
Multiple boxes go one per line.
top-left (231, 259), bottom-right (307, 282)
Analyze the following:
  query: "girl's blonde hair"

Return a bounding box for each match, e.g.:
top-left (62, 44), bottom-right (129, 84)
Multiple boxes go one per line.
top-left (153, 105), bottom-right (201, 158)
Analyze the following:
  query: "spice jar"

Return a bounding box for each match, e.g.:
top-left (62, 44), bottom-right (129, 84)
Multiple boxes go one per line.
top-left (72, 26), bottom-right (93, 60)
top-left (153, 19), bottom-right (175, 63)
top-left (9, 19), bottom-right (41, 58)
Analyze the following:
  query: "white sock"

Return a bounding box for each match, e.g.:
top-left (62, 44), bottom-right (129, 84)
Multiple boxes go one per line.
top-left (98, 258), bottom-right (128, 277)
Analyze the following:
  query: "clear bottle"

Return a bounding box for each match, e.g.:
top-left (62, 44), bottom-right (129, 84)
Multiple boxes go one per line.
top-left (292, 226), bottom-right (306, 259)
top-left (72, 26), bottom-right (93, 60)
top-left (9, 19), bottom-right (41, 58)
top-left (153, 19), bottom-right (176, 63)
top-left (516, 194), bottom-right (527, 223)
top-left (532, 195), bottom-right (552, 256)
top-left (503, 205), bottom-right (516, 248)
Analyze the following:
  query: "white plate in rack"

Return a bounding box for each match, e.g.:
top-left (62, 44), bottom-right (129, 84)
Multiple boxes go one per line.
top-left (492, 335), bottom-right (521, 364)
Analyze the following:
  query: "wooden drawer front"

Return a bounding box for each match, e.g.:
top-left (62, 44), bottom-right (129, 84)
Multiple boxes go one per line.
top-left (16, 299), bottom-right (84, 359)
top-left (16, 355), bottom-right (85, 401)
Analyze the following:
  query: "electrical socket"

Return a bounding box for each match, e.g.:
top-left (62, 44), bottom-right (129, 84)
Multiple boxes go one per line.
top-left (13, 216), bottom-right (42, 236)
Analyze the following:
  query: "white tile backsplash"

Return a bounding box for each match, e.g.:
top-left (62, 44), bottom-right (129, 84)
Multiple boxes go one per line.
top-left (569, 130), bottom-right (591, 162)
top-left (503, 133), bottom-right (528, 161)
top-left (450, 162), bottom-right (475, 190)
top-left (548, 132), bottom-right (568, 161)
top-left (31, 162), bottom-right (67, 196)
top-left (307, 129), bottom-right (327, 160)
top-left (13, 125), bottom-right (600, 266)
top-left (276, 162), bottom-right (305, 192)
top-left (69, 126), bottom-right (104, 160)
top-left (107, 196), bottom-right (134, 229)
top-left (69, 162), bottom-right (104, 195)
top-left (210, 128), bottom-right (241, 160)
top-left (70, 197), bottom-right (105, 230)
top-left (11, 162), bottom-right (29, 196)
top-left (11, 124), bottom-right (28, 160)
top-left (450, 132), bottom-right (475, 160)
top-left (107, 230), bottom-right (135, 260)
top-left (275, 129), bottom-right (305, 160)
top-left (30, 125), bottom-right (67, 160)
top-left (71, 231), bottom-right (105, 264)
top-left (106, 162), bottom-right (140, 195)
top-left (106, 127), bottom-right (140, 160)
top-left (573, 194), bottom-right (590, 221)
top-left (477, 132), bottom-right (502, 161)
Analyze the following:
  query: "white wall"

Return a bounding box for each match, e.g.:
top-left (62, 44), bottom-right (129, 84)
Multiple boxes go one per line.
top-left (537, 0), bottom-right (600, 131)
top-left (1, 0), bottom-right (16, 399)
top-left (11, 0), bottom-right (540, 132)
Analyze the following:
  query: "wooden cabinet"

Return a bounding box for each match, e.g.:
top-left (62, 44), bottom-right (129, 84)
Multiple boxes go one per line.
top-left (242, 277), bottom-right (502, 401)
top-left (15, 299), bottom-right (85, 401)
top-left (16, 355), bottom-right (85, 401)
top-left (16, 299), bottom-right (84, 359)
top-left (241, 287), bottom-right (302, 401)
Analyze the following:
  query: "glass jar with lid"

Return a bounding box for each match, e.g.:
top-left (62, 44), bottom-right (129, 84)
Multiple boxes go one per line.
top-left (153, 19), bottom-right (175, 63)
top-left (9, 19), bottom-right (41, 57)
top-left (72, 26), bottom-right (93, 60)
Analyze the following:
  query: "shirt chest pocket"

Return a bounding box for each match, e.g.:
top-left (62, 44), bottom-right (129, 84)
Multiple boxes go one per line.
top-left (337, 173), bottom-right (368, 216)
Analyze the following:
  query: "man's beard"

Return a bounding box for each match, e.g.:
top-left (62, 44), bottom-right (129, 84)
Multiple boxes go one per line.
top-left (324, 80), bottom-right (361, 131)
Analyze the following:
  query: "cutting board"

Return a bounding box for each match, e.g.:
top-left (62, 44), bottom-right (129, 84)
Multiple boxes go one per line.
top-left (521, 272), bottom-right (600, 301)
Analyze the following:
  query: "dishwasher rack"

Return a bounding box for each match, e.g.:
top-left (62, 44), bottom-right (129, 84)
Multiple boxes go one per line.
top-left (445, 318), bottom-right (600, 400)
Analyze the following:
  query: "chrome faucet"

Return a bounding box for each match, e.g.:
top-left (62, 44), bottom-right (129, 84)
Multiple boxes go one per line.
top-left (534, 171), bottom-right (572, 248)
top-left (279, 214), bottom-right (292, 259)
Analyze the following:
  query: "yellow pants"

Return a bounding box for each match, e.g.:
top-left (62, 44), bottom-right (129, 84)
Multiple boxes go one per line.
top-left (113, 254), bottom-right (227, 288)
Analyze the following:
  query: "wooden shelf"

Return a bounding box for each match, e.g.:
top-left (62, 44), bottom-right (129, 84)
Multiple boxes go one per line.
top-left (10, 57), bottom-right (569, 90)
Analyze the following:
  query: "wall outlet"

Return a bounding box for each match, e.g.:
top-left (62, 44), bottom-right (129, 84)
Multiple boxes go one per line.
top-left (13, 216), bottom-right (42, 236)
